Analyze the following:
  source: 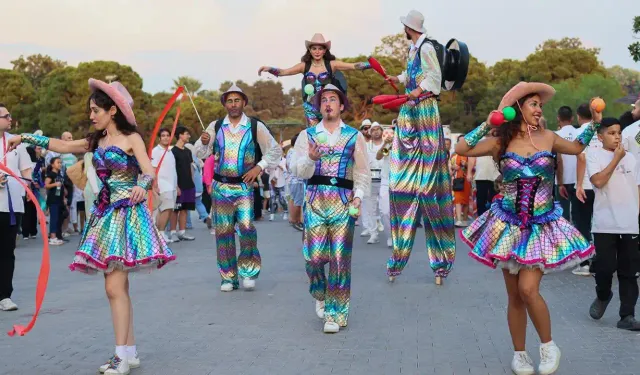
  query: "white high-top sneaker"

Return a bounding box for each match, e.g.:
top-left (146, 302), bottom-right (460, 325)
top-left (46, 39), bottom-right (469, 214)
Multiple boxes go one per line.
top-left (360, 229), bottom-right (370, 237)
top-left (315, 300), bottom-right (325, 319)
top-left (538, 341), bottom-right (561, 375)
top-left (323, 321), bottom-right (339, 333)
top-left (99, 353), bottom-right (139, 373)
top-left (242, 278), bottom-right (256, 290)
top-left (220, 283), bottom-right (234, 292)
top-left (510, 351), bottom-right (535, 375)
top-left (100, 355), bottom-right (130, 375)
top-left (367, 232), bottom-right (380, 244)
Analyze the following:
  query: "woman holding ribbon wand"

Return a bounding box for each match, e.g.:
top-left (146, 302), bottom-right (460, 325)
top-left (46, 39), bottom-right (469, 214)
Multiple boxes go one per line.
top-left (8, 79), bottom-right (175, 375)
top-left (456, 82), bottom-right (599, 375)
top-left (258, 33), bottom-right (373, 126)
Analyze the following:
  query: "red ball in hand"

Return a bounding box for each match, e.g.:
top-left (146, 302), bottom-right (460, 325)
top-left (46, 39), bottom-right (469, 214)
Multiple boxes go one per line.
top-left (489, 111), bottom-right (505, 126)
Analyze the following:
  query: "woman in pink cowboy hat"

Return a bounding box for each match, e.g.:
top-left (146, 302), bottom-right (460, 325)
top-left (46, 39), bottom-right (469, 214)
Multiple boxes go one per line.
top-left (258, 33), bottom-right (373, 126)
top-left (8, 79), bottom-right (175, 374)
top-left (455, 82), bottom-right (603, 375)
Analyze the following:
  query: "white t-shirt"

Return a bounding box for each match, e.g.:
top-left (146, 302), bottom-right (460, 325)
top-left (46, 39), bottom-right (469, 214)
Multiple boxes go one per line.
top-left (0, 133), bottom-right (32, 213)
top-left (473, 156), bottom-right (500, 181)
top-left (151, 145), bottom-right (177, 193)
top-left (622, 119), bottom-right (640, 161)
top-left (587, 147), bottom-right (640, 234)
top-left (579, 122), bottom-right (602, 190)
top-left (367, 141), bottom-right (384, 182)
top-left (270, 158), bottom-right (287, 188)
top-left (555, 125), bottom-right (578, 184)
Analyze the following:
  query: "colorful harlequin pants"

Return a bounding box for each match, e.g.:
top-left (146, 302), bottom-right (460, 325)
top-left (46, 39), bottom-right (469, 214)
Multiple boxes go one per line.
top-left (387, 98), bottom-right (456, 278)
top-left (303, 188), bottom-right (355, 327)
top-left (213, 181), bottom-right (261, 287)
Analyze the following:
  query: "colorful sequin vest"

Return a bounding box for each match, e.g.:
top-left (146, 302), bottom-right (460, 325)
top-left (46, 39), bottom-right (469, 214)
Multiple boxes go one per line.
top-left (306, 125), bottom-right (358, 205)
top-left (214, 124), bottom-right (256, 178)
top-left (407, 45), bottom-right (427, 93)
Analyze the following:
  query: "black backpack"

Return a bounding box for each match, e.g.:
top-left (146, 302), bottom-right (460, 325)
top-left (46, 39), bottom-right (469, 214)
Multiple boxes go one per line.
top-left (213, 117), bottom-right (264, 165)
top-left (301, 59), bottom-right (348, 101)
top-left (416, 38), bottom-right (469, 91)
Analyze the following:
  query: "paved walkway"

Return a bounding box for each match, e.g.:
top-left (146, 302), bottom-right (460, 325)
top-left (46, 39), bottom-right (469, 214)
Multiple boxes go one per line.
top-left (1, 217), bottom-right (638, 374)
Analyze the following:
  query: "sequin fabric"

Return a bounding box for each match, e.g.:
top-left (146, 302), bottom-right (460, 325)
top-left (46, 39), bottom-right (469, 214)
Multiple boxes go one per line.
top-left (70, 146), bottom-right (175, 274)
top-left (386, 48), bottom-right (455, 278)
top-left (461, 151), bottom-right (594, 274)
top-left (213, 124), bottom-right (260, 286)
top-left (303, 126), bottom-right (357, 327)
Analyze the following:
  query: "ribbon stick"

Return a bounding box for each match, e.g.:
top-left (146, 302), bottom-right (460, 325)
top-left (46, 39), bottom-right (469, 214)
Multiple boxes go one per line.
top-left (2, 164), bottom-right (50, 337)
top-left (183, 85), bottom-right (205, 130)
top-left (148, 105), bottom-right (182, 211)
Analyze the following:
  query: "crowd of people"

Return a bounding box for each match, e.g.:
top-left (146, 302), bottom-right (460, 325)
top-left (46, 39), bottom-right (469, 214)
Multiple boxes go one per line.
top-left (1, 8), bottom-right (640, 375)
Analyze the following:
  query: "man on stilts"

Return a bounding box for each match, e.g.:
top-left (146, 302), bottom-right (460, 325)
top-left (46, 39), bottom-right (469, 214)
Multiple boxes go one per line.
top-left (292, 84), bottom-right (370, 333)
top-left (194, 84), bottom-right (282, 291)
top-left (386, 10), bottom-right (456, 285)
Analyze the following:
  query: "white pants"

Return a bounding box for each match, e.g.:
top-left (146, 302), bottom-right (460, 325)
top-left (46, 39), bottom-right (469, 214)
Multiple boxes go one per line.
top-left (379, 183), bottom-right (391, 237)
top-left (362, 181), bottom-right (381, 234)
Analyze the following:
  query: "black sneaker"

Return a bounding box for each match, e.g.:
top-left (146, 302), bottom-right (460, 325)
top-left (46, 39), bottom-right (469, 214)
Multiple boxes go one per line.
top-left (617, 316), bottom-right (640, 331)
top-left (589, 293), bottom-right (613, 320)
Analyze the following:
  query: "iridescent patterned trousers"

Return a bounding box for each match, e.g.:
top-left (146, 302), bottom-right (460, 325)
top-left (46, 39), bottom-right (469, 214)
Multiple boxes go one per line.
top-left (387, 98), bottom-right (456, 278)
top-left (303, 191), bottom-right (355, 327)
top-left (213, 182), bottom-right (261, 287)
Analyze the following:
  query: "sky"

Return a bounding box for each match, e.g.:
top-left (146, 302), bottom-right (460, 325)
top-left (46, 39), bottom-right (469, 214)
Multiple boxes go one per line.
top-left (1, 0), bottom-right (638, 94)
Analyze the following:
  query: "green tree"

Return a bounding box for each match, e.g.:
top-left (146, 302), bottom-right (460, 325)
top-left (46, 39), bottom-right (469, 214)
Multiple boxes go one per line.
top-left (0, 69), bottom-right (36, 131)
top-left (373, 32), bottom-right (411, 62)
top-left (172, 76), bottom-right (203, 94)
top-left (11, 54), bottom-right (67, 89)
top-left (35, 66), bottom-right (76, 136)
top-left (607, 65), bottom-right (640, 93)
top-left (251, 80), bottom-right (287, 118)
top-left (524, 38), bottom-right (606, 83)
top-left (629, 16), bottom-right (640, 62)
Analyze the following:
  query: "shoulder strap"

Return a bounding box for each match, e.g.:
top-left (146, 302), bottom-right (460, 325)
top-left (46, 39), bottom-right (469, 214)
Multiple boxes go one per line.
top-left (304, 61), bottom-right (312, 74)
top-left (324, 59), bottom-right (333, 75)
top-left (214, 119), bottom-right (224, 135)
top-left (250, 117), bottom-right (263, 165)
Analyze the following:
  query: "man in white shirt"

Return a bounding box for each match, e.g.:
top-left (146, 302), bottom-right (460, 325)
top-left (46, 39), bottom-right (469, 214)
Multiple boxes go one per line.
top-left (555, 106), bottom-right (578, 222)
top-left (151, 128), bottom-right (178, 244)
top-left (268, 154), bottom-right (288, 221)
top-left (586, 117), bottom-right (640, 331)
top-left (377, 127), bottom-right (394, 247)
top-left (361, 122), bottom-right (385, 244)
top-left (292, 84), bottom-right (370, 333)
top-left (0, 103), bottom-right (33, 311)
top-left (573, 103), bottom-right (600, 276)
top-left (467, 153), bottom-right (500, 216)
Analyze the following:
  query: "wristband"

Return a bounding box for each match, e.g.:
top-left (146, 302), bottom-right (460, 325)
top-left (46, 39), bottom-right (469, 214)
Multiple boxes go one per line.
top-left (21, 133), bottom-right (50, 149)
top-left (463, 122), bottom-right (492, 148)
top-left (136, 174), bottom-right (154, 190)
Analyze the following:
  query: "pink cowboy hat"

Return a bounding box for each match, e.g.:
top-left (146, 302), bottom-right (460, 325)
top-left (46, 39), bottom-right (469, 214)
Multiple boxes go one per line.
top-left (305, 33), bottom-right (332, 50)
top-left (88, 79), bottom-right (137, 126)
top-left (498, 82), bottom-right (555, 110)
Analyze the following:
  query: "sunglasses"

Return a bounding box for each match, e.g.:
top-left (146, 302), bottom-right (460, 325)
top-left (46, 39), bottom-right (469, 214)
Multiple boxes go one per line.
top-left (0, 114), bottom-right (11, 120)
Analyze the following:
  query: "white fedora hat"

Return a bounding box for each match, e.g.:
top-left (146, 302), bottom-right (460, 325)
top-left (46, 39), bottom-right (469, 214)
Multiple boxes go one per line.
top-left (400, 10), bottom-right (426, 33)
top-left (305, 33), bottom-right (332, 50)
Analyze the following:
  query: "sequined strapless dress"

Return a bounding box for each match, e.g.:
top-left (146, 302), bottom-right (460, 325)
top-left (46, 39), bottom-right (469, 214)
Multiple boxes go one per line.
top-left (69, 146), bottom-right (176, 274)
top-left (460, 151), bottom-right (593, 274)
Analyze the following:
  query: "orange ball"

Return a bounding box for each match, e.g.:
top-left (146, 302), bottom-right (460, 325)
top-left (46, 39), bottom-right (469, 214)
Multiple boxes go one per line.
top-left (591, 98), bottom-right (606, 113)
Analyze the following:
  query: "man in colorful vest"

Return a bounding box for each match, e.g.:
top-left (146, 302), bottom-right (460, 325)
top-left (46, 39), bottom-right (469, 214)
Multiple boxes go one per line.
top-left (386, 10), bottom-right (456, 285)
top-left (291, 84), bottom-right (370, 333)
top-left (194, 84), bottom-right (282, 292)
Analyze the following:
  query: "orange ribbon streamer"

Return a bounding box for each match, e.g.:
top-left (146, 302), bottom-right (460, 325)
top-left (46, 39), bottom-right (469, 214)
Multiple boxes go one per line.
top-left (2, 163), bottom-right (50, 337)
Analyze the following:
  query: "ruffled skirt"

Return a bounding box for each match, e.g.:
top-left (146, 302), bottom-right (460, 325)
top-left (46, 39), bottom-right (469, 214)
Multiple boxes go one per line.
top-left (70, 200), bottom-right (175, 274)
top-left (460, 200), bottom-right (594, 274)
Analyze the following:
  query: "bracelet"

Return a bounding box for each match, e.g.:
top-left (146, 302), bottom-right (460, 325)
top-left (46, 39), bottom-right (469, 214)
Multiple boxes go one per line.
top-left (267, 67), bottom-right (281, 77)
top-left (354, 61), bottom-right (372, 71)
top-left (21, 133), bottom-right (50, 149)
top-left (463, 122), bottom-right (492, 148)
top-left (576, 122), bottom-right (600, 146)
top-left (136, 174), bottom-right (154, 190)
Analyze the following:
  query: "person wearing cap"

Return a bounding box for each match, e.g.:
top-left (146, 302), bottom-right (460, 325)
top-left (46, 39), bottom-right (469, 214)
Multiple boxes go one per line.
top-left (385, 10), bottom-right (456, 286)
top-left (360, 121), bottom-right (385, 244)
top-left (258, 33), bottom-right (373, 126)
top-left (9, 79), bottom-right (175, 374)
top-left (291, 84), bottom-right (370, 334)
top-left (193, 84), bottom-right (282, 292)
top-left (456, 82), bottom-right (599, 375)
top-left (359, 119), bottom-right (372, 142)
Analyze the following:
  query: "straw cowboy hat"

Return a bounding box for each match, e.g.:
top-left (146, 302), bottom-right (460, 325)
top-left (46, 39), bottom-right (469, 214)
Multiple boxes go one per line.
top-left (305, 33), bottom-right (332, 50)
top-left (312, 84), bottom-right (350, 112)
top-left (400, 10), bottom-right (426, 33)
top-left (498, 82), bottom-right (556, 110)
top-left (88, 79), bottom-right (137, 126)
top-left (220, 83), bottom-right (249, 104)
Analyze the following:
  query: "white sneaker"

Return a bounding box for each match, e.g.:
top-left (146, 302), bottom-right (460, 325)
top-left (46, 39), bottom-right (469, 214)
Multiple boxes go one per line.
top-left (538, 341), bottom-right (561, 375)
top-left (360, 229), bottom-right (371, 237)
top-left (315, 300), bottom-right (325, 319)
top-left (162, 233), bottom-right (174, 243)
top-left (387, 238), bottom-right (393, 248)
top-left (269, 214), bottom-right (275, 221)
top-left (242, 278), bottom-right (255, 290)
top-left (220, 284), bottom-right (234, 292)
top-left (177, 232), bottom-right (195, 241)
top-left (377, 220), bottom-right (384, 232)
top-left (99, 354), bottom-right (139, 373)
top-left (283, 213), bottom-right (288, 221)
top-left (62, 231), bottom-right (71, 239)
top-left (367, 233), bottom-right (380, 244)
top-left (0, 298), bottom-right (18, 311)
top-left (323, 321), bottom-right (340, 333)
top-left (571, 265), bottom-right (590, 276)
top-left (510, 351), bottom-right (535, 375)
top-left (170, 233), bottom-right (180, 242)
top-left (100, 355), bottom-right (130, 375)
top-left (48, 238), bottom-right (64, 246)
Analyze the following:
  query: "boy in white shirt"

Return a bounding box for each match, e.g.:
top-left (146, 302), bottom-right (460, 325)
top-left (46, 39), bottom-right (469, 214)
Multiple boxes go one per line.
top-left (587, 117), bottom-right (640, 331)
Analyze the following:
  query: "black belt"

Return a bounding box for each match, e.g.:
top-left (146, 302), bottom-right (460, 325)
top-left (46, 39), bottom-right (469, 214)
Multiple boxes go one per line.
top-left (214, 174), bottom-right (244, 184)
top-left (307, 175), bottom-right (353, 190)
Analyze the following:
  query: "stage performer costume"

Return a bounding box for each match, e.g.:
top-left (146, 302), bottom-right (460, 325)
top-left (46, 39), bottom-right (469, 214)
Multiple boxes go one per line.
top-left (457, 81), bottom-right (599, 375)
top-left (291, 84), bottom-right (370, 334)
top-left (194, 84), bottom-right (282, 291)
top-left (386, 10), bottom-right (455, 284)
